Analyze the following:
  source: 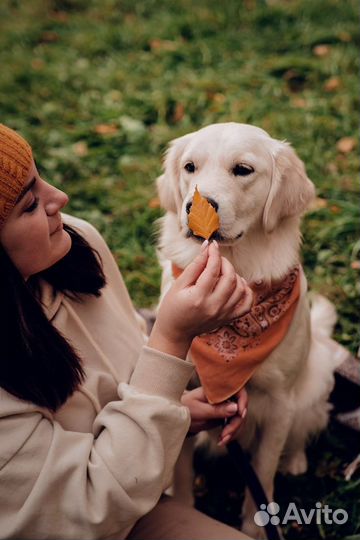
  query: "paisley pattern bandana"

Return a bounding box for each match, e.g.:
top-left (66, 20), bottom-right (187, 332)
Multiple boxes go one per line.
top-left (172, 263), bottom-right (301, 404)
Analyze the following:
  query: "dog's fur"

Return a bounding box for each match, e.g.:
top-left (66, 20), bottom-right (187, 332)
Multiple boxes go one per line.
top-left (156, 123), bottom-right (343, 537)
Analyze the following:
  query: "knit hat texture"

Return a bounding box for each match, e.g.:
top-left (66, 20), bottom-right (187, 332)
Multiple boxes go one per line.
top-left (0, 124), bottom-right (33, 228)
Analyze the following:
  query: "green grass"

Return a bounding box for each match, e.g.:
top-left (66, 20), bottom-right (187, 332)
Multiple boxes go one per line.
top-left (0, 1), bottom-right (359, 538)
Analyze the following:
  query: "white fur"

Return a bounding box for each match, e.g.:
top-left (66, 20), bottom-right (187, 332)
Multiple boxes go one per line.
top-left (156, 123), bottom-right (342, 537)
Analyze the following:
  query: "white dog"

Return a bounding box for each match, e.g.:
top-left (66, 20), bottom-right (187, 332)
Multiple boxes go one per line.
top-left (156, 123), bottom-right (345, 537)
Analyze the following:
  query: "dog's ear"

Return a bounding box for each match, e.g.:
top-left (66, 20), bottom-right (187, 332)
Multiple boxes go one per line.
top-left (156, 133), bottom-right (193, 213)
top-left (262, 142), bottom-right (315, 233)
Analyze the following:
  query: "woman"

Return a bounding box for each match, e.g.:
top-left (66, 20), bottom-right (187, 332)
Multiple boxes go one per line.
top-left (0, 123), bottom-right (253, 540)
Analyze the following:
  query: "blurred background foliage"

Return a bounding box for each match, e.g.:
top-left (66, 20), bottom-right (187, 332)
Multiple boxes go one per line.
top-left (0, 1), bottom-right (359, 538)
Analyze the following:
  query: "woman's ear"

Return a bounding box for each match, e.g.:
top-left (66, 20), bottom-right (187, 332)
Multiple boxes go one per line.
top-left (156, 133), bottom-right (193, 213)
top-left (263, 142), bottom-right (315, 233)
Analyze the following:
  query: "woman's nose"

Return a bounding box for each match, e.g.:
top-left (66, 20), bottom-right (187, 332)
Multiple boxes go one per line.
top-left (45, 186), bottom-right (69, 215)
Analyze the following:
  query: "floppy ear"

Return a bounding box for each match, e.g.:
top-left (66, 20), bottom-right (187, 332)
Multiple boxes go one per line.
top-left (263, 142), bottom-right (315, 233)
top-left (156, 133), bottom-right (193, 213)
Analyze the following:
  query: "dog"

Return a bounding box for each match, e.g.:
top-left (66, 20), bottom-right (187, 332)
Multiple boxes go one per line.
top-left (155, 122), bottom-right (344, 538)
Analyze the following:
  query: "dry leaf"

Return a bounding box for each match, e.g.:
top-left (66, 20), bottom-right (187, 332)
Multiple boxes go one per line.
top-left (148, 197), bottom-right (160, 209)
top-left (95, 124), bottom-right (118, 135)
top-left (337, 137), bottom-right (356, 154)
top-left (324, 77), bottom-right (341, 92)
top-left (173, 103), bottom-right (185, 123)
top-left (73, 141), bottom-right (88, 157)
top-left (308, 197), bottom-right (328, 211)
top-left (313, 44), bottom-right (331, 57)
top-left (31, 59), bottom-right (45, 71)
top-left (339, 31), bottom-right (352, 43)
top-left (40, 31), bottom-right (59, 43)
top-left (188, 186), bottom-right (220, 240)
top-left (291, 97), bottom-right (307, 108)
top-left (149, 39), bottom-right (178, 51)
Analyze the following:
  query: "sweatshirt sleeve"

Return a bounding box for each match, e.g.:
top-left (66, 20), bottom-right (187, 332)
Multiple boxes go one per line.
top-left (0, 346), bottom-right (194, 540)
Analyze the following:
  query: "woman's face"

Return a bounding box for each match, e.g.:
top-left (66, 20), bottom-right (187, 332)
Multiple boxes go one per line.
top-left (0, 160), bottom-right (71, 279)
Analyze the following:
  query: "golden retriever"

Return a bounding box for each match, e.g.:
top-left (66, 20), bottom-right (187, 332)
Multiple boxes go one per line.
top-left (156, 122), bottom-right (345, 538)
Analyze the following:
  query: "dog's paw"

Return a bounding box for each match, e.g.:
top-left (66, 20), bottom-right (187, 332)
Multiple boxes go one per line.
top-left (281, 450), bottom-right (308, 475)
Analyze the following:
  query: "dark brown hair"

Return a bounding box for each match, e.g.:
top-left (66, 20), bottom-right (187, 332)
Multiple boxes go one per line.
top-left (0, 224), bottom-right (106, 411)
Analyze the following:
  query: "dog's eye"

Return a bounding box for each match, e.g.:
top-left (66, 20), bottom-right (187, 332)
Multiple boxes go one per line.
top-left (184, 161), bottom-right (195, 173)
top-left (232, 164), bottom-right (254, 177)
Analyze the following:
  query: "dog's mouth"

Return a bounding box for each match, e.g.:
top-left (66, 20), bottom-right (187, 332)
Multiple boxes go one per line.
top-left (186, 229), bottom-right (244, 244)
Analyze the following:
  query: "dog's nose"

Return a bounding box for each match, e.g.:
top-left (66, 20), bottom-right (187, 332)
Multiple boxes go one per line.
top-left (206, 197), bottom-right (219, 212)
top-left (186, 197), bottom-right (219, 214)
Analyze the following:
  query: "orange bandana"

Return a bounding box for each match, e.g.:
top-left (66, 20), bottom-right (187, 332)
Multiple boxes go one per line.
top-left (172, 263), bottom-right (301, 404)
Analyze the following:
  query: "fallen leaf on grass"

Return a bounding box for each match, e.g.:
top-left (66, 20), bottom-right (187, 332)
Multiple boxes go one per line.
top-left (188, 186), bottom-right (220, 240)
top-left (40, 31), bottom-right (59, 43)
top-left (95, 124), bottom-right (118, 135)
top-left (173, 103), bottom-right (185, 123)
top-left (149, 39), bottom-right (179, 51)
top-left (324, 77), bottom-right (341, 92)
top-left (291, 97), bottom-right (307, 108)
top-left (73, 141), bottom-right (89, 157)
top-left (148, 197), bottom-right (160, 208)
top-left (31, 59), bottom-right (45, 71)
top-left (313, 44), bottom-right (331, 57)
top-left (336, 137), bottom-right (357, 154)
top-left (308, 197), bottom-right (328, 211)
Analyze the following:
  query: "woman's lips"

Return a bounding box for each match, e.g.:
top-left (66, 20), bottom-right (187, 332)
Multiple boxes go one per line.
top-left (51, 221), bottom-right (63, 235)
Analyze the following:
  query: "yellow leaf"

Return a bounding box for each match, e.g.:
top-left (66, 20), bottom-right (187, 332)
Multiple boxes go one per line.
top-left (73, 141), bottom-right (88, 157)
top-left (324, 77), bottom-right (341, 92)
top-left (148, 197), bottom-right (160, 209)
top-left (313, 44), bottom-right (331, 57)
top-left (188, 186), bottom-right (220, 240)
top-left (336, 137), bottom-right (356, 154)
top-left (95, 124), bottom-right (118, 135)
top-left (308, 197), bottom-right (328, 211)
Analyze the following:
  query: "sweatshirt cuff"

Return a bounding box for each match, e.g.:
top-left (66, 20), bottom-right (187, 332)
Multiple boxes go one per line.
top-left (129, 346), bottom-right (194, 402)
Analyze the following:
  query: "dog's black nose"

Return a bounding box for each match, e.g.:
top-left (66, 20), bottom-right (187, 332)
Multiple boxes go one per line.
top-left (186, 197), bottom-right (219, 214)
top-left (206, 197), bottom-right (219, 212)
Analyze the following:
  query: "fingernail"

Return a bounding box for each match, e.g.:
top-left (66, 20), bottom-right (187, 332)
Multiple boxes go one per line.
top-left (200, 239), bottom-right (209, 252)
top-left (218, 434), bottom-right (231, 446)
top-left (213, 239), bottom-right (219, 248)
top-left (241, 407), bottom-right (247, 419)
top-left (226, 403), bottom-right (238, 414)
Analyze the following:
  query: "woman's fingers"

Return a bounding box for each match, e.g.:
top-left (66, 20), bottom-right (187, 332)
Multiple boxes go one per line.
top-left (218, 414), bottom-right (245, 445)
top-left (211, 256), bottom-right (238, 305)
top-left (218, 388), bottom-right (248, 445)
top-left (177, 241), bottom-right (209, 287)
top-left (220, 273), bottom-right (246, 313)
top-left (231, 285), bottom-right (253, 318)
top-left (195, 241), bottom-right (222, 293)
top-left (236, 387), bottom-right (248, 417)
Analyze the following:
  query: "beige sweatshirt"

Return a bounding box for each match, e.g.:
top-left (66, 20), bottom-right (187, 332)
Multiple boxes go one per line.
top-left (0, 214), bottom-right (194, 540)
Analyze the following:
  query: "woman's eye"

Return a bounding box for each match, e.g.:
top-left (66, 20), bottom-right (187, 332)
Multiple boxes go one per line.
top-left (184, 161), bottom-right (195, 173)
top-left (232, 164), bottom-right (254, 177)
top-left (24, 197), bottom-right (39, 213)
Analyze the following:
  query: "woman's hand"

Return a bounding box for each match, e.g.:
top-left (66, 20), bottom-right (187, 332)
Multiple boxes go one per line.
top-left (181, 386), bottom-right (248, 445)
top-left (148, 241), bottom-right (253, 359)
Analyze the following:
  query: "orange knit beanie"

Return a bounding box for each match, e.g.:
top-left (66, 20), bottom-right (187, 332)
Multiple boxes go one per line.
top-left (0, 124), bottom-right (33, 229)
